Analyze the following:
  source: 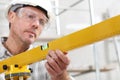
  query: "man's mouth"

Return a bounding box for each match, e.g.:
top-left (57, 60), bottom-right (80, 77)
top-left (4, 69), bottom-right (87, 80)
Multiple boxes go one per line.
top-left (27, 31), bottom-right (36, 38)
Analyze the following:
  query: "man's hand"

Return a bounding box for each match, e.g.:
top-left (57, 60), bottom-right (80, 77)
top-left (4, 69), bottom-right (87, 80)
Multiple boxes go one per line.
top-left (45, 49), bottom-right (70, 80)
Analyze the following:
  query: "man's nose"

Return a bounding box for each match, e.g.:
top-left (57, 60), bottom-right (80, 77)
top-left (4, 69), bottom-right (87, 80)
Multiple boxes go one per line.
top-left (32, 19), bottom-right (40, 29)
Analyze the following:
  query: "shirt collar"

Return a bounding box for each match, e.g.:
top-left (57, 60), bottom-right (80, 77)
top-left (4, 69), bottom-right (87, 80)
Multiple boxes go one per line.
top-left (0, 38), bottom-right (12, 59)
top-left (0, 37), bottom-right (33, 59)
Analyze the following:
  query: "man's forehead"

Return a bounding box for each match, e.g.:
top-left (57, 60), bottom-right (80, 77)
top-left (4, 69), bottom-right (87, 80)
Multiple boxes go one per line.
top-left (20, 7), bottom-right (47, 18)
top-left (23, 7), bottom-right (45, 14)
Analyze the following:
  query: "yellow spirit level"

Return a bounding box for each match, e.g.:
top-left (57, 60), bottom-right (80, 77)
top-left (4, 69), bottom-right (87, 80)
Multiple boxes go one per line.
top-left (0, 15), bottom-right (120, 74)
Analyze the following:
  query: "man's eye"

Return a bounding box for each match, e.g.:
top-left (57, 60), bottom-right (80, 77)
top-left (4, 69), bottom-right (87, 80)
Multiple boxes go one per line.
top-left (28, 15), bottom-right (35, 19)
top-left (39, 19), bottom-right (45, 25)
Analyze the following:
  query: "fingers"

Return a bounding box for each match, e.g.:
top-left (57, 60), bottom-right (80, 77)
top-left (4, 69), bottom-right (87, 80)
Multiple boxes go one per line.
top-left (55, 50), bottom-right (70, 65)
top-left (45, 49), bottom-right (70, 77)
top-left (45, 62), bottom-right (57, 76)
top-left (46, 52), bottom-right (62, 73)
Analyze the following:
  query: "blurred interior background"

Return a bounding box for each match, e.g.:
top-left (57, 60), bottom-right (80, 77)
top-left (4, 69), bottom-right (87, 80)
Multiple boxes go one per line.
top-left (0, 0), bottom-right (120, 80)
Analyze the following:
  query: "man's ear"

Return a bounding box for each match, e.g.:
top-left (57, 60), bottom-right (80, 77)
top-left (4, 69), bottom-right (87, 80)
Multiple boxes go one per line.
top-left (7, 11), bottom-right (16, 23)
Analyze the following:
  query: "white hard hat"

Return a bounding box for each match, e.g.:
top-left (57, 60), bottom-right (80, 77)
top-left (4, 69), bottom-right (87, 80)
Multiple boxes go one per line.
top-left (6, 0), bottom-right (54, 23)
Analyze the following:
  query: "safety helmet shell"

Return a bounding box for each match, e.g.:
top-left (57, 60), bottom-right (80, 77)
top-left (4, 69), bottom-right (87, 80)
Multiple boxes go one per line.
top-left (6, 0), bottom-right (54, 23)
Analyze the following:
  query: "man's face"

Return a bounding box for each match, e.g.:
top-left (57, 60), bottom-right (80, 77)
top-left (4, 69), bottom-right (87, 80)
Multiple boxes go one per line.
top-left (8, 7), bottom-right (48, 44)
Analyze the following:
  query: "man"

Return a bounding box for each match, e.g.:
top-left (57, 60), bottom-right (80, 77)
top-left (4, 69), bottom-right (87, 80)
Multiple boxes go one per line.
top-left (0, 0), bottom-right (74, 80)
